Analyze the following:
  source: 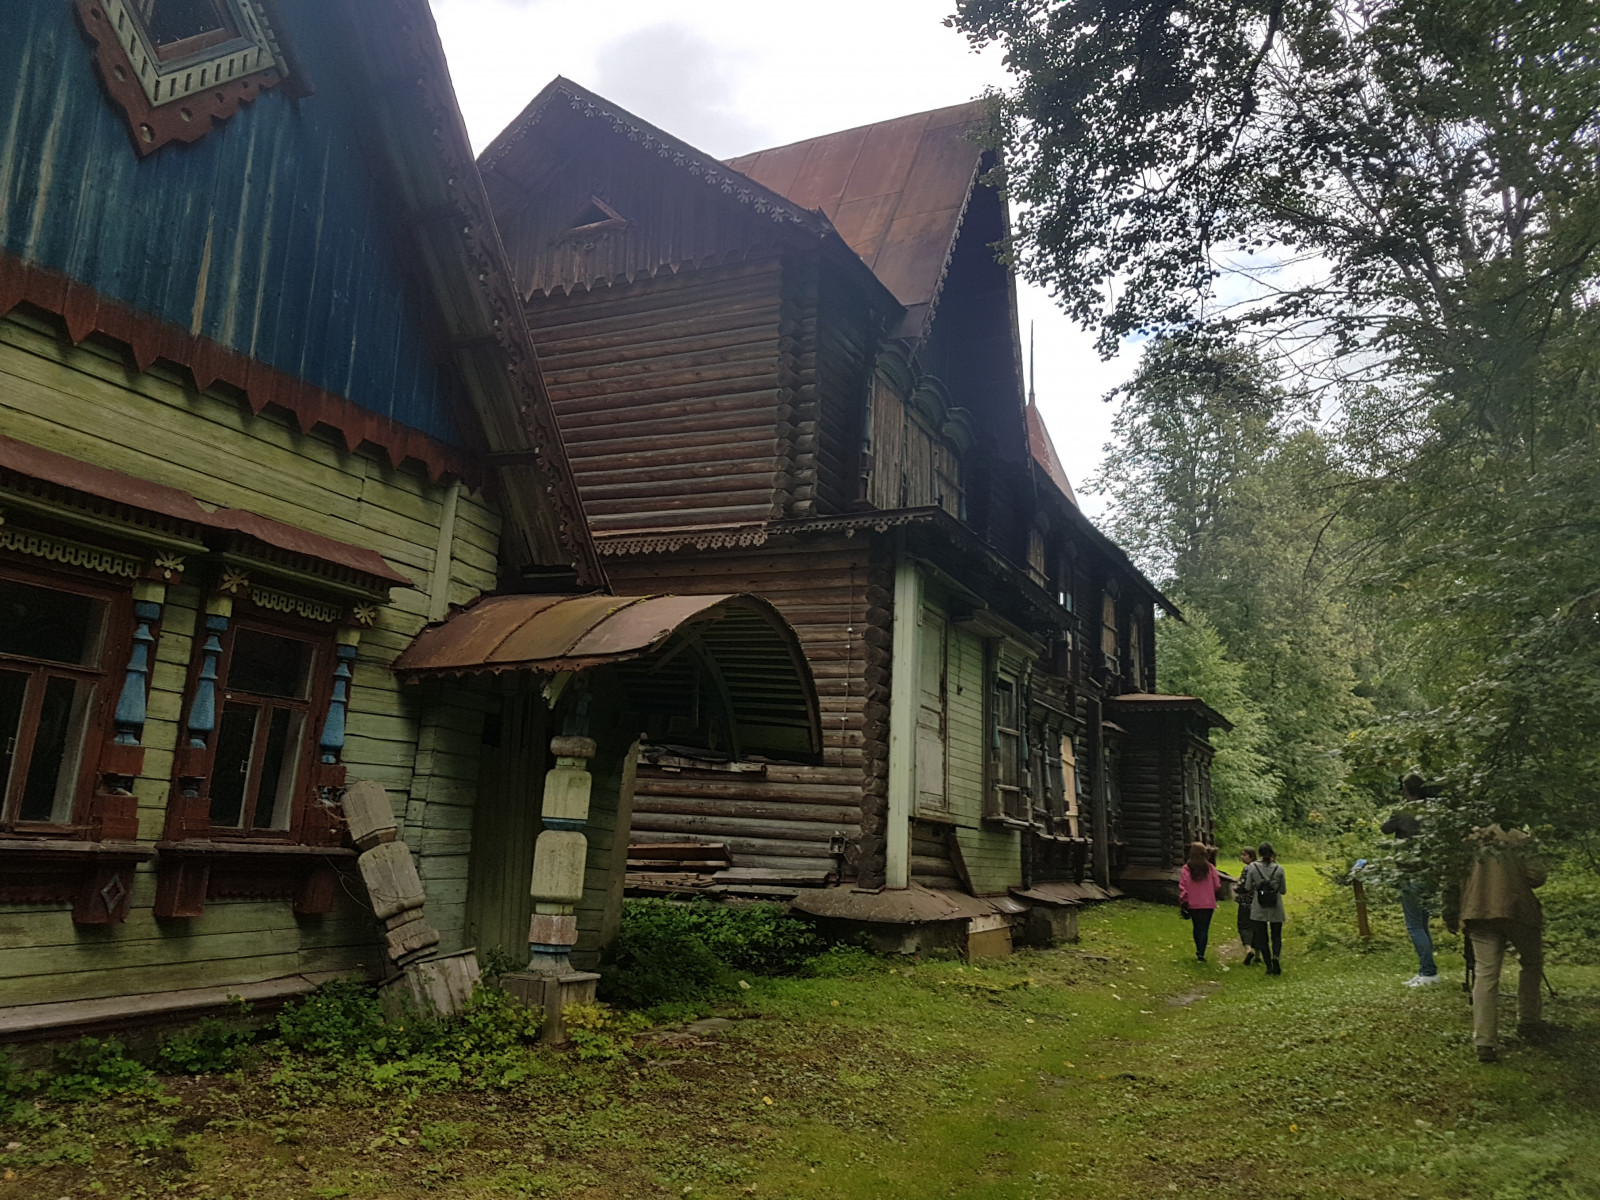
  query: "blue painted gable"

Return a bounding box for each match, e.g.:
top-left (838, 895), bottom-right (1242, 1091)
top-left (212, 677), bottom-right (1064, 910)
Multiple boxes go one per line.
top-left (0, 0), bottom-right (460, 445)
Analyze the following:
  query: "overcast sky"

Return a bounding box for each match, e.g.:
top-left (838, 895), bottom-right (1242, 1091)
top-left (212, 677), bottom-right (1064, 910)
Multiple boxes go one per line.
top-left (428, 0), bottom-right (1133, 512)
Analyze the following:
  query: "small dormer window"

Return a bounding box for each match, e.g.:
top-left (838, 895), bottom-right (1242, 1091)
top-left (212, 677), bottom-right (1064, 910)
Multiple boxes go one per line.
top-left (77, 0), bottom-right (293, 156)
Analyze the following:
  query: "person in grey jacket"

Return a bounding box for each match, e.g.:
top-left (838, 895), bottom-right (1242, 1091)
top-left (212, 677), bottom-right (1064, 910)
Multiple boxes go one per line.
top-left (1243, 842), bottom-right (1288, 974)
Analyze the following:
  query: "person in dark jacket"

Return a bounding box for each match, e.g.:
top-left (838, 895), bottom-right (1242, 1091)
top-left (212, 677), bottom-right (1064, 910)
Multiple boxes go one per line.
top-left (1383, 773), bottom-right (1440, 987)
top-left (1236, 847), bottom-right (1262, 965)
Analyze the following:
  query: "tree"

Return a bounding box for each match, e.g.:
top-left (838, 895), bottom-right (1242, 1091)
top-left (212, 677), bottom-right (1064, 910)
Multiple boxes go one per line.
top-left (1094, 338), bottom-right (1375, 828)
top-left (1155, 610), bottom-right (1280, 842)
top-left (951, 0), bottom-right (1600, 391)
top-left (958, 0), bottom-right (1600, 855)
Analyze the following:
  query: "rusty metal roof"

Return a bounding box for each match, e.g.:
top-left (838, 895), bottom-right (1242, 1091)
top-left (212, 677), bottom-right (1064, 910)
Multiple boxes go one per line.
top-left (394, 591), bottom-right (822, 761)
top-left (727, 102), bottom-right (987, 334)
top-left (1026, 401), bottom-right (1077, 506)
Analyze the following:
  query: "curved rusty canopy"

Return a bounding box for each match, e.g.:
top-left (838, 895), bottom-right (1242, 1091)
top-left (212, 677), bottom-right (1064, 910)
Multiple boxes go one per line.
top-left (393, 592), bottom-right (821, 762)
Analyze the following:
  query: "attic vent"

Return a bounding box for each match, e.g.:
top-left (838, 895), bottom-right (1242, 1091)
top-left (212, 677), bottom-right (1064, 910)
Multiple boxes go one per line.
top-left (556, 196), bottom-right (628, 244)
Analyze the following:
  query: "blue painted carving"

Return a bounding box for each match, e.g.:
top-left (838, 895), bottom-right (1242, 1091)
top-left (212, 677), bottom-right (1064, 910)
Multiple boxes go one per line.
top-left (112, 599), bottom-right (161, 745)
top-left (318, 642), bottom-right (357, 765)
top-left (0, 0), bottom-right (461, 446)
top-left (185, 615), bottom-right (230, 751)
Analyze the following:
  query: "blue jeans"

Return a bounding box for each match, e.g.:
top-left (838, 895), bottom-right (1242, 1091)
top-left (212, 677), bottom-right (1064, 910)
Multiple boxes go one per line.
top-left (1398, 883), bottom-right (1437, 977)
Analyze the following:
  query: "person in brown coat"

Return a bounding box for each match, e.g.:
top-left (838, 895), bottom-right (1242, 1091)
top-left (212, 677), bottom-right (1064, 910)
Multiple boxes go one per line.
top-left (1444, 824), bottom-right (1548, 1062)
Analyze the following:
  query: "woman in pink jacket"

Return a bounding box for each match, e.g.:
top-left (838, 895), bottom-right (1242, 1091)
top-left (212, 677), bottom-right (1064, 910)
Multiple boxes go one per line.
top-left (1179, 842), bottom-right (1224, 962)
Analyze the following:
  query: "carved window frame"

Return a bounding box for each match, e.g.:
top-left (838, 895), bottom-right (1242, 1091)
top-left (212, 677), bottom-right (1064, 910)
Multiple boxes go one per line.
top-left (0, 559), bottom-right (131, 837)
top-left (76, 0), bottom-right (295, 156)
top-left (164, 591), bottom-right (344, 848)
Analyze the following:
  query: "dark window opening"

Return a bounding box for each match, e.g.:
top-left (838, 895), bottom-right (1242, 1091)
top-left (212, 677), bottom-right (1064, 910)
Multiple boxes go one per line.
top-left (136, 0), bottom-right (239, 57)
top-left (0, 577), bottom-right (109, 829)
top-left (204, 623), bottom-right (317, 834)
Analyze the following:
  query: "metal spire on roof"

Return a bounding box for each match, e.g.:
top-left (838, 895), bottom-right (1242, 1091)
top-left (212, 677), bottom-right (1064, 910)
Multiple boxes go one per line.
top-left (1028, 321), bottom-right (1036, 408)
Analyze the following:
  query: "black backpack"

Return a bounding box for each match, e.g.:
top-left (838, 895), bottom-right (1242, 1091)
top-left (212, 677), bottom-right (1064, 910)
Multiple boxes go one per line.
top-left (1252, 864), bottom-right (1280, 907)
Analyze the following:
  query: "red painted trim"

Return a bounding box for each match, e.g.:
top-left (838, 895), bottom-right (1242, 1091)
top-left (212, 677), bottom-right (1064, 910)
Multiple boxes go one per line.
top-left (0, 252), bottom-right (481, 490)
top-left (74, 0), bottom-right (288, 157)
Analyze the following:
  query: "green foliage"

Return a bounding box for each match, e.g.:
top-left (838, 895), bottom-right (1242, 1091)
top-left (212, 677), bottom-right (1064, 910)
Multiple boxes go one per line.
top-left (157, 1005), bottom-right (258, 1075)
top-left (562, 1003), bottom-right (648, 1063)
top-left (599, 899), bottom-right (827, 1009)
top-left (271, 979), bottom-right (393, 1060)
top-left (1096, 339), bottom-right (1380, 834)
top-left (1156, 611), bottom-right (1278, 842)
top-left (46, 1038), bottom-right (160, 1102)
top-left (957, 0), bottom-right (1600, 864)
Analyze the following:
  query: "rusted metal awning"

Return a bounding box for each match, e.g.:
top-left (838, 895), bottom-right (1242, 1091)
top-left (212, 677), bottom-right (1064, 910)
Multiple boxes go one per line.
top-left (394, 592), bottom-right (821, 762)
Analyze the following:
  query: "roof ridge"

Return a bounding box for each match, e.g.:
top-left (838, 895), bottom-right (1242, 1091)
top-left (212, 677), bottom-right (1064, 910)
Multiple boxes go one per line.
top-left (723, 99), bottom-right (986, 166)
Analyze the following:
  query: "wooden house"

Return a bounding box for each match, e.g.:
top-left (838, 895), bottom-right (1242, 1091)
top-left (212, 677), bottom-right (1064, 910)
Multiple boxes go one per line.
top-left (0, 0), bottom-right (819, 1040)
top-left (481, 81), bottom-right (1229, 950)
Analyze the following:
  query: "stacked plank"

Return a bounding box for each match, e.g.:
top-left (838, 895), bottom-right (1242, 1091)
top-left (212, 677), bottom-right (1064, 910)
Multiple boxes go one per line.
top-left (625, 842), bottom-right (730, 896)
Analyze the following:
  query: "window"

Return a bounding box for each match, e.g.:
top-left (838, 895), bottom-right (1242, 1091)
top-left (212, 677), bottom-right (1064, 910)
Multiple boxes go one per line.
top-left (136, 0), bottom-right (238, 56)
top-left (915, 607), bottom-right (948, 814)
top-left (1100, 591), bottom-right (1120, 676)
top-left (989, 675), bottom-right (1026, 822)
top-left (0, 575), bottom-right (112, 830)
top-left (81, 0), bottom-right (293, 156)
top-left (180, 617), bottom-right (330, 840)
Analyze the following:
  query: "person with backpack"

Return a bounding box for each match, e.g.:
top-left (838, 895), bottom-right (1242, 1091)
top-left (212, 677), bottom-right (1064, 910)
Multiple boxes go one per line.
top-left (1235, 846), bottom-right (1263, 965)
top-left (1243, 842), bottom-right (1288, 974)
top-left (1178, 842), bottom-right (1223, 962)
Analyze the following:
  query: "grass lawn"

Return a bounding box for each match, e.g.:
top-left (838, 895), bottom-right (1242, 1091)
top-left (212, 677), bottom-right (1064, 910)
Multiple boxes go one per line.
top-left (4, 861), bottom-right (1597, 1199)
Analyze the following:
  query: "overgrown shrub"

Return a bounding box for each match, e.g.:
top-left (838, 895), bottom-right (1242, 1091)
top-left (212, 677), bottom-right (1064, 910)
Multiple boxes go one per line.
top-left (157, 1005), bottom-right (258, 1074)
top-left (598, 898), bottom-right (830, 1009)
top-left (46, 1038), bottom-right (159, 1101)
top-left (599, 915), bottom-right (727, 1009)
top-left (1542, 874), bottom-right (1600, 965)
top-left (271, 978), bottom-right (397, 1061)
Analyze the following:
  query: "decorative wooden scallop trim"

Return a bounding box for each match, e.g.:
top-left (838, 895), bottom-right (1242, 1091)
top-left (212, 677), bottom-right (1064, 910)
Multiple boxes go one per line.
top-left (74, 0), bottom-right (290, 157)
top-left (0, 252), bottom-right (480, 489)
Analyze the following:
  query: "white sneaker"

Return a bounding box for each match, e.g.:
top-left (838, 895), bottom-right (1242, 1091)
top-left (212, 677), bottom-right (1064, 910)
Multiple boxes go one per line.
top-left (1404, 973), bottom-right (1442, 987)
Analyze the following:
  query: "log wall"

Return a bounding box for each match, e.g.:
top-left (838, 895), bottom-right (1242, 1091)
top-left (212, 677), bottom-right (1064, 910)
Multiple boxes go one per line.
top-left (523, 260), bottom-right (790, 535)
top-left (606, 533), bottom-right (894, 886)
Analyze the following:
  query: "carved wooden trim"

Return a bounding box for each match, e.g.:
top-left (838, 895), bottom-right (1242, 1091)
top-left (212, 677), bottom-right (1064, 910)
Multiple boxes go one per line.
top-left (74, 0), bottom-right (291, 157)
top-left (0, 839), bottom-right (153, 925)
top-left (152, 841), bottom-right (355, 918)
top-left (0, 252), bottom-right (479, 488)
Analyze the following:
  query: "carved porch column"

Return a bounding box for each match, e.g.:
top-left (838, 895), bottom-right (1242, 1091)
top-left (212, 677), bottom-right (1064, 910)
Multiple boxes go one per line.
top-left (504, 730), bottom-right (603, 1044)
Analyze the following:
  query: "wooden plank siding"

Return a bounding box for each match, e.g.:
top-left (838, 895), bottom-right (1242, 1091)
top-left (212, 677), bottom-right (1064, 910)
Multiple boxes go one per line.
top-left (0, 311), bottom-right (498, 1005)
top-left (606, 533), bottom-right (894, 886)
top-left (524, 261), bottom-right (791, 534)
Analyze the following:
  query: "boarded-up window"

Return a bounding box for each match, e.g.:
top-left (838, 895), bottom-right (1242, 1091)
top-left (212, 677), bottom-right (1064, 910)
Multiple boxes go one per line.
top-left (866, 377), bottom-right (965, 518)
top-left (1027, 526), bottom-right (1048, 588)
top-left (1128, 604), bottom-right (1148, 690)
top-left (1101, 591), bottom-right (1119, 675)
top-left (989, 675), bottom-right (1025, 821)
top-left (1059, 734), bottom-right (1080, 836)
top-left (915, 607), bottom-right (948, 814)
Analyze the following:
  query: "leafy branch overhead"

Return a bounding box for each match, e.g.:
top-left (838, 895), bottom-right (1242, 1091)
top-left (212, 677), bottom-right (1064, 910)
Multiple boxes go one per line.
top-left (953, 0), bottom-right (1600, 383)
